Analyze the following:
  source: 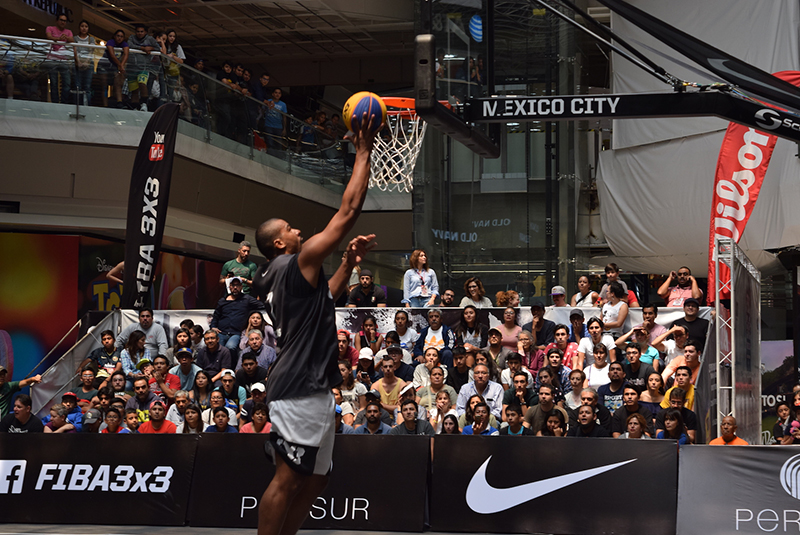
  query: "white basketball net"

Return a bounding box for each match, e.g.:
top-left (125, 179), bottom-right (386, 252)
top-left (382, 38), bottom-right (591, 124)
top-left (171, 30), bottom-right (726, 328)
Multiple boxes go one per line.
top-left (369, 107), bottom-right (426, 193)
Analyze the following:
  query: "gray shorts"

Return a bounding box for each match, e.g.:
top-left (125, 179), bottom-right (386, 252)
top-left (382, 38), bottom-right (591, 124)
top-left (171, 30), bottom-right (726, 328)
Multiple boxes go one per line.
top-left (267, 390), bottom-right (335, 476)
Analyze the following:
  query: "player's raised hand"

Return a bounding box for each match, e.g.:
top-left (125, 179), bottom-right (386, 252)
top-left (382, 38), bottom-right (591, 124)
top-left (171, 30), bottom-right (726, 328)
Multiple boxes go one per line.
top-left (343, 234), bottom-right (377, 268)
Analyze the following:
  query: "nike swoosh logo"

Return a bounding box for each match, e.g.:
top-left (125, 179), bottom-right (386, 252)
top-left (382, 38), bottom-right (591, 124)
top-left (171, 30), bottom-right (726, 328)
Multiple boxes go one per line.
top-left (261, 270), bottom-right (269, 278)
top-left (466, 456), bottom-right (636, 514)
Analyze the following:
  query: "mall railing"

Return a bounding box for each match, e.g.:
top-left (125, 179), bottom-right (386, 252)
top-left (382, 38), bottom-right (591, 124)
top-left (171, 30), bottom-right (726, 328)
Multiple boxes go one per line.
top-left (0, 34), bottom-right (352, 191)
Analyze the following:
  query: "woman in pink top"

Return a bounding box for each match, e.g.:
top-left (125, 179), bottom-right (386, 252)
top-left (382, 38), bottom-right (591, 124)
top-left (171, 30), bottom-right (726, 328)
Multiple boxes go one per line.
top-left (240, 402), bottom-right (271, 434)
top-left (499, 307), bottom-right (522, 350)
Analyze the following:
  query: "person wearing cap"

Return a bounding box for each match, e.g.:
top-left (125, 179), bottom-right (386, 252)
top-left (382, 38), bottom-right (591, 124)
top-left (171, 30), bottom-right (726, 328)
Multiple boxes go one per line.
top-left (220, 240), bottom-right (258, 294)
top-left (235, 352), bottom-right (269, 397)
top-left (346, 268), bottom-right (387, 307)
top-left (412, 308), bottom-right (456, 367)
top-left (371, 357), bottom-right (408, 415)
top-left (216, 369), bottom-right (246, 417)
top-left (43, 403), bottom-right (76, 433)
top-left (210, 276), bottom-right (266, 356)
top-left (337, 330), bottom-right (359, 369)
top-left (115, 308), bottom-right (169, 356)
top-left (389, 399), bottom-right (435, 435)
top-left (483, 327), bottom-right (513, 370)
top-left (551, 285), bottom-right (568, 307)
top-left (374, 331), bottom-right (413, 367)
top-left (40, 392), bottom-right (84, 432)
top-left (125, 377), bottom-right (158, 422)
top-left (669, 297), bottom-right (709, 350)
top-left (169, 347), bottom-right (202, 391)
top-left (334, 404), bottom-right (356, 434)
top-left (0, 365), bottom-right (42, 418)
top-left (1, 394), bottom-right (44, 433)
top-left (354, 400), bottom-right (394, 434)
top-left (657, 266), bottom-right (703, 307)
top-left (352, 390), bottom-right (394, 429)
top-left (567, 309), bottom-right (589, 344)
top-left (395, 382), bottom-right (428, 423)
top-left (240, 381), bottom-right (267, 424)
top-left (138, 399), bottom-right (177, 433)
top-left (521, 301), bottom-right (556, 352)
top-left (81, 408), bottom-right (103, 433)
top-left (205, 406), bottom-right (239, 433)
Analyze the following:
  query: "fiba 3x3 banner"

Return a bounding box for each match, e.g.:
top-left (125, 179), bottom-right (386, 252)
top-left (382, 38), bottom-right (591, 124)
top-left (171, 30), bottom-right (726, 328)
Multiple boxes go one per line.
top-left (121, 104), bottom-right (180, 309)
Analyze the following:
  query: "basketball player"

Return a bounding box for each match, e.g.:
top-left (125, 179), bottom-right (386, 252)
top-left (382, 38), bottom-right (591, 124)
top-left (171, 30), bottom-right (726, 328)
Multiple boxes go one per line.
top-left (252, 112), bottom-right (381, 535)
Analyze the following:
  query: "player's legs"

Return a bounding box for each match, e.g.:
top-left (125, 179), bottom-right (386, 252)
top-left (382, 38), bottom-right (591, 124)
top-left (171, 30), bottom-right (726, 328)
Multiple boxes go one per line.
top-left (277, 473), bottom-right (329, 535)
top-left (258, 455), bottom-right (306, 535)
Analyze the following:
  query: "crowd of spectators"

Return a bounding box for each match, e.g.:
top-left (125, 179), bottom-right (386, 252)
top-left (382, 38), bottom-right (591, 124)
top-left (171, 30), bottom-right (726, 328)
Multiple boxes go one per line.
top-left (1, 18), bottom-right (343, 154)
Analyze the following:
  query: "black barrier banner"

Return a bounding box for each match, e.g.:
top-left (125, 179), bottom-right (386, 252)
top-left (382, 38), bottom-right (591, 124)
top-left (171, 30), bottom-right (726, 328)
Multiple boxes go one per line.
top-left (431, 436), bottom-right (677, 535)
top-left (0, 434), bottom-right (197, 525)
top-left (189, 434), bottom-right (429, 531)
top-left (121, 103), bottom-right (180, 309)
top-left (678, 445), bottom-right (800, 535)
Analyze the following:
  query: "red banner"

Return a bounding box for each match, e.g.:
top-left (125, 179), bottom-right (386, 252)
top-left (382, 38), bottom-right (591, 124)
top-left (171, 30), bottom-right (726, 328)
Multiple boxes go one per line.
top-left (707, 71), bottom-right (800, 304)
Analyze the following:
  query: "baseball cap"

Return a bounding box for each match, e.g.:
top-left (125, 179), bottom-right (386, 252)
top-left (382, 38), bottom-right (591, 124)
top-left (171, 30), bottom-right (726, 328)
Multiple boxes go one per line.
top-left (684, 297), bottom-right (700, 307)
top-left (366, 389), bottom-right (381, 399)
top-left (488, 327), bottom-right (502, 337)
top-left (569, 308), bottom-right (585, 319)
top-left (220, 369), bottom-right (236, 378)
top-left (551, 285), bottom-right (566, 296)
top-left (176, 347), bottom-right (194, 358)
top-left (386, 344), bottom-right (403, 353)
top-left (360, 269), bottom-right (373, 278)
top-left (62, 392), bottom-right (79, 400)
top-left (229, 276), bottom-right (243, 284)
top-left (400, 383), bottom-right (414, 396)
top-left (530, 300), bottom-right (545, 310)
top-left (83, 408), bottom-right (102, 425)
top-left (251, 382), bottom-right (266, 393)
top-left (149, 399), bottom-right (166, 410)
top-left (136, 358), bottom-right (152, 371)
top-left (0, 365), bottom-right (6, 374)
top-left (359, 348), bottom-right (374, 360)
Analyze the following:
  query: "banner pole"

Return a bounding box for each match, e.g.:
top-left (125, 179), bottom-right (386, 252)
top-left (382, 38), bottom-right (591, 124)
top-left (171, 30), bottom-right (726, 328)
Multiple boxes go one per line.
top-left (23, 319), bottom-right (81, 380)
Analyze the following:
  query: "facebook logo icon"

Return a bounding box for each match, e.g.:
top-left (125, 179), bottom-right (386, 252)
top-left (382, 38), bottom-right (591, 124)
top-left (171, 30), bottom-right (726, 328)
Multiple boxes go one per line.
top-left (0, 460), bottom-right (26, 494)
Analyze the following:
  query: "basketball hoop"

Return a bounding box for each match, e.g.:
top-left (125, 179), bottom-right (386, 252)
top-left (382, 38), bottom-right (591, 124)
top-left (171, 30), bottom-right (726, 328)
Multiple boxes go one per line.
top-left (369, 97), bottom-right (427, 193)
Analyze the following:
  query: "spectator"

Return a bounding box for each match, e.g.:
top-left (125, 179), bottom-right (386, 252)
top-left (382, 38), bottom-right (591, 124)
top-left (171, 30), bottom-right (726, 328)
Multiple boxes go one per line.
top-left (503, 371), bottom-right (537, 422)
top-left (126, 378), bottom-right (157, 422)
top-left (376, 331), bottom-right (413, 368)
top-left (235, 330), bottom-right (276, 371)
top-left (611, 384), bottom-right (654, 437)
top-left (536, 408), bottom-right (567, 437)
top-left (0, 394), bottom-right (44, 433)
top-left (616, 327), bottom-right (662, 372)
top-left (774, 402), bottom-right (794, 445)
top-left (576, 317), bottom-right (616, 370)
top-left (77, 330), bottom-right (121, 385)
top-left (263, 87), bottom-right (287, 150)
top-left (162, 29), bottom-right (185, 101)
top-left (353, 350), bottom-right (378, 389)
top-left (462, 401), bottom-right (499, 435)
top-left (456, 363), bottom-right (503, 420)
top-left (658, 266), bottom-right (703, 307)
top-left (126, 24), bottom-right (157, 110)
top-left (567, 309), bottom-right (589, 345)
top-left (195, 330), bottom-right (233, 385)
top-left (483, 328), bottom-right (512, 370)
top-left (0, 365), bottom-right (42, 418)
top-left (337, 360), bottom-right (366, 412)
top-left (82, 408), bottom-right (103, 433)
top-left (446, 347), bottom-right (471, 395)
top-left (379, 345), bottom-right (415, 382)
top-left (621, 343), bottom-right (656, 390)
top-left (395, 383), bottom-right (428, 424)
top-left (100, 29), bottom-right (128, 107)
top-left (240, 382), bottom-right (268, 425)
top-left (536, 349), bottom-right (571, 394)
top-left (661, 340), bottom-right (702, 386)
top-left (372, 357), bottom-right (407, 414)
top-left (413, 309), bottom-right (456, 367)
top-left (72, 20), bottom-right (94, 106)
top-left (334, 404), bottom-right (356, 435)
top-left (522, 301), bottom-right (556, 351)
top-left (652, 324), bottom-right (689, 368)
top-left (601, 282), bottom-right (629, 338)
top-left (564, 369), bottom-right (585, 410)
top-left (439, 413), bottom-right (459, 434)
top-left (460, 276), bottom-right (492, 308)
top-left (108, 371), bottom-right (130, 401)
top-left (252, 72), bottom-right (270, 121)
top-left (633, 304), bottom-right (668, 343)
top-left (474, 350), bottom-right (502, 384)
top-left (353, 315), bottom-right (384, 356)
top-left (393, 311), bottom-right (419, 352)
top-left (661, 366), bottom-right (696, 410)
top-left (498, 307), bottom-right (522, 351)
top-left (122, 408), bottom-right (139, 432)
top-left (427, 390), bottom-right (458, 433)
top-left (205, 406), bottom-right (238, 433)
top-left (567, 404), bottom-right (610, 437)
top-left (403, 249), bottom-right (439, 308)
top-left (617, 413), bottom-right (650, 439)
top-left (655, 387), bottom-right (697, 443)
top-left (221, 241), bottom-right (258, 294)
top-left (501, 352), bottom-right (534, 391)
top-left (94, 387), bottom-right (113, 415)
top-left (550, 285), bottom-right (568, 307)
top-left (190, 324), bottom-right (206, 352)
top-left (597, 263), bottom-right (628, 305)
top-left (173, 403), bottom-right (205, 434)
top-left (45, 404), bottom-right (78, 433)
top-left (202, 390), bottom-right (238, 428)
top-left (568, 387), bottom-right (611, 432)
top-left (75, 367), bottom-right (98, 410)
top-left (355, 400), bottom-right (394, 434)
top-left (138, 399), bottom-right (176, 433)
top-left (655, 408), bottom-right (689, 443)
top-left (495, 290), bottom-right (520, 307)
top-left (535, 368), bottom-right (565, 407)
top-left (389, 399), bottom-right (435, 435)
top-left (169, 347), bottom-right (201, 391)
top-left (331, 387), bottom-right (354, 426)
top-left (454, 305), bottom-right (487, 354)
top-left (639, 372), bottom-right (665, 417)
top-left (670, 298), bottom-right (710, 351)
top-left (571, 275), bottom-right (599, 307)
top-left (217, 369), bottom-right (246, 415)
top-left (149, 354), bottom-right (180, 402)
top-left (417, 364), bottom-right (456, 406)
top-left (166, 390), bottom-right (190, 425)
top-left (164, 327), bottom-right (192, 366)
top-left (238, 312), bottom-right (276, 352)
top-left (346, 269), bottom-right (386, 307)
top-left (211, 277), bottom-right (265, 356)
top-left (117, 308), bottom-right (168, 356)
top-left (41, 392), bottom-right (83, 432)
top-left (235, 352), bottom-right (268, 397)
top-left (584, 343), bottom-right (612, 389)
top-left (337, 330), bottom-right (358, 369)
top-left (45, 13), bottom-right (73, 104)
top-left (440, 288), bottom-right (457, 307)
top-left (457, 394), bottom-right (499, 430)
top-left (413, 348), bottom-right (447, 389)
top-left (100, 407), bottom-right (129, 434)
top-left (500, 402), bottom-right (535, 435)
top-left (240, 402), bottom-right (271, 434)
top-left (545, 324), bottom-right (579, 370)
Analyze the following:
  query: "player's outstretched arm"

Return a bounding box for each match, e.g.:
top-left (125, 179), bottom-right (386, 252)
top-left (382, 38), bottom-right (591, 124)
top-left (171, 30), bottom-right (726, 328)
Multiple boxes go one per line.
top-left (297, 113), bottom-right (382, 284)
